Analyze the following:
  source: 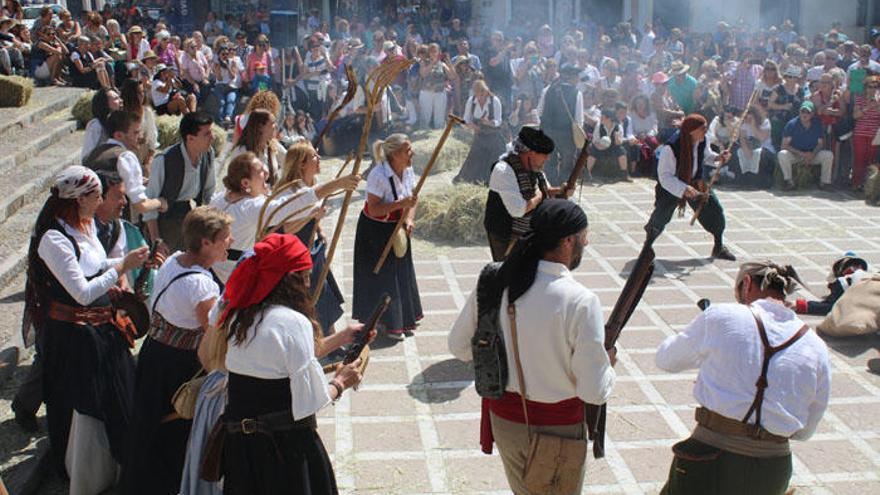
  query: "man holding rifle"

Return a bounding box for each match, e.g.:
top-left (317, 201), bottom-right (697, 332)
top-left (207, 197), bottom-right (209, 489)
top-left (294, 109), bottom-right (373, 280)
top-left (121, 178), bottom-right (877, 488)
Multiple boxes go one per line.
top-left (644, 113), bottom-right (737, 260)
top-left (450, 199), bottom-right (615, 495)
top-left (655, 260), bottom-right (830, 494)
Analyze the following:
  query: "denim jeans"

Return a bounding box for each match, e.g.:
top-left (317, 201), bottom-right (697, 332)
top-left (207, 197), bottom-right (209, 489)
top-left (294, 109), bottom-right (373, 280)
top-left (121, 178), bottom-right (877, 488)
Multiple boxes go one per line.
top-left (213, 83), bottom-right (239, 121)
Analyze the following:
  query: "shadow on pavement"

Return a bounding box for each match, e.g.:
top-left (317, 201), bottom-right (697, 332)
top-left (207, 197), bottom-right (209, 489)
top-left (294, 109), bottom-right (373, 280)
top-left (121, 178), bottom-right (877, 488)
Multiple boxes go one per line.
top-left (407, 358), bottom-right (472, 404)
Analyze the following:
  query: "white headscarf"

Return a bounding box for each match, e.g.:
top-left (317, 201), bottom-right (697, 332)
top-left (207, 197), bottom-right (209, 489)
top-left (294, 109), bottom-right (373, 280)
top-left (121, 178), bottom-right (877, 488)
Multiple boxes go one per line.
top-left (53, 166), bottom-right (101, 199)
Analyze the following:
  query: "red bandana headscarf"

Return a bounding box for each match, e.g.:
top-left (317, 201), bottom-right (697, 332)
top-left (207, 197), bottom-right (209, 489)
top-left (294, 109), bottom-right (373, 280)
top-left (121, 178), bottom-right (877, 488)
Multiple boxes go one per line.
top-left (219, 233), bottom-right (313, 325)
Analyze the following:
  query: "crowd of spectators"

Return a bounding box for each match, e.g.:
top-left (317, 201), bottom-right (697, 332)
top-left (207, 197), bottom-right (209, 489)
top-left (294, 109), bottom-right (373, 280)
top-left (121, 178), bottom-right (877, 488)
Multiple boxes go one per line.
top-left (2, 1), bottom-right (880, 192)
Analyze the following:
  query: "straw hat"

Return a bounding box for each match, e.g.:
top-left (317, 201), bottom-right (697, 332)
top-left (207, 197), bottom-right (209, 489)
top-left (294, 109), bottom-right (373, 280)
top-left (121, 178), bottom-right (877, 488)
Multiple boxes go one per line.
top-left (651, 71), bottom-right (670, 84)
top-left (669, 60), bottom-right (690, 75)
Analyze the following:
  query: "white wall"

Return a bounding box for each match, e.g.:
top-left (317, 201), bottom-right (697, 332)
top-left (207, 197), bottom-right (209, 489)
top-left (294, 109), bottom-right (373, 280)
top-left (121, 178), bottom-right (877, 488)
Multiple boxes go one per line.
top-left (689, 0), bottom-right (760, 34)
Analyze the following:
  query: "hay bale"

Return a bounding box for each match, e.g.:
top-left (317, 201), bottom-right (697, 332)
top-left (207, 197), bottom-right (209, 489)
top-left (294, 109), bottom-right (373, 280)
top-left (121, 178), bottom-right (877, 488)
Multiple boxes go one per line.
top-left (71, 90), bottom-right (96, 126)
top-left (156, 114), bottom-right (226, 157)
top-left (416, 183), bottom-right (486, 245)
top-left (410, 127), bottom-right (473, 176)
top-left (0, 75), bottom-right (34, 107)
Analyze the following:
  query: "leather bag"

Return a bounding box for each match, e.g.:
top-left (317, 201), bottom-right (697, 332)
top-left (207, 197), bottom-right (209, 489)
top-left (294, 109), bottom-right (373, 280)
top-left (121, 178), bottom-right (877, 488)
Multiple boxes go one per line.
top-left (508, 304), bottom-right (587, 495)
top-left (171, 367), bottom-right (207, 419)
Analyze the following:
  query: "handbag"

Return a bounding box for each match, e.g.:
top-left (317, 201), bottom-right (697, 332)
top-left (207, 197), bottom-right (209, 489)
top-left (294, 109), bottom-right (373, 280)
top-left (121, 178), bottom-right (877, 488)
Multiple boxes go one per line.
top-left (171, 367), bottom-right (207, 420)
top-left (507, 304), bottom-right (587, 495)
top-left (392, 228), bottom-right (408, 258)
top-left (199, 416), bottom-right (227, 482)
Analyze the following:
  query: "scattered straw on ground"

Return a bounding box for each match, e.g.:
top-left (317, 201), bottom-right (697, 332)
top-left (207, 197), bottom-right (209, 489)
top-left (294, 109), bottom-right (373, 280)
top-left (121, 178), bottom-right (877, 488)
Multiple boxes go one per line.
top-left (409, 126), bottom-right (473, 176)
top-left (415, 182), bottom-right (486, 245)
top-left (71, 90), bottom-right (95, 126)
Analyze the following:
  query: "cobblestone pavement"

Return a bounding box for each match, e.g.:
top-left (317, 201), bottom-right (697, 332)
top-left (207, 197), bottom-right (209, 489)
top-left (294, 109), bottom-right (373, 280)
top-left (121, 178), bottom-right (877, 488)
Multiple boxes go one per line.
top-left (2, 175), bottom-right (880, 494)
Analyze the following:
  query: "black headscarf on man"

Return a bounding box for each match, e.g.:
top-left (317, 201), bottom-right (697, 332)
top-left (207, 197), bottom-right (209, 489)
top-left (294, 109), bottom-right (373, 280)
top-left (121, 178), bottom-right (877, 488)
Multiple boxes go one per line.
top-left (500, 199), bottom-right (588, 304)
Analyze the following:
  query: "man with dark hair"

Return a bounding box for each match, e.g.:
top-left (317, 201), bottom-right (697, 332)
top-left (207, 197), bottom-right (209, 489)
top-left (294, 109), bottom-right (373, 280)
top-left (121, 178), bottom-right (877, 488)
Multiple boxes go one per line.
top-left (538, 63), bottom-right (584, 183)
top-left (83, 110), bottom-right (167, 217)
top-left (144, 111), bottom-right (216, 252)
top-left (656, 260), bottom-right (830, 494)
top-left (450, 198), bottom-right (615, 495)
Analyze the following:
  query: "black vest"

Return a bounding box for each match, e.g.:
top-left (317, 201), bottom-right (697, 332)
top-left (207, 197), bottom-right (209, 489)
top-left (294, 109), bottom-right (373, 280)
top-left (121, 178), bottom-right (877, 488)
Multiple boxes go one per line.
top-left (540, 82), bottom-right (578, 131)
top-left (83, 142), bottom-right (125, 173)
top-left (667, 131), bottom-right (707, 184)
top-left (95, 217), bottom-right (122, 255)
top-left (158, 143), bottom-right (212, 208)
top-left (484, 154), bottom-right (542, 237)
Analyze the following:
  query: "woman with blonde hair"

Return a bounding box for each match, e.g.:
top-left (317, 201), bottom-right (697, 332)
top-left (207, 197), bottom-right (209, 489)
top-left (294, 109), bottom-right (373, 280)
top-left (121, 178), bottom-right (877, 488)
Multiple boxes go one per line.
top-left (454, 79), bottom-right (506, 184)
top-left (230, 108), bottom-right (285, 186)
top-left (278, 141), bottom-right (360, 338)
top-left (352, 134), bottom-right (422, 341)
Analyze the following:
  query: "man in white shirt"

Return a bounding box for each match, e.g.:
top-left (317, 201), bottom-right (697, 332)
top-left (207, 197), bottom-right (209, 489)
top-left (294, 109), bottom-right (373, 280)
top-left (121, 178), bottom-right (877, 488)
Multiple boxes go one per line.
top-left (484, 126), bottom-right (562, 261)
top-left (537, 64), bottom-right (585, 184)
top-left (656, 260), bottom-right (830, 494)
top-left (644, 113), bottom-right (736, 260)
top-left (82, 111), bottom-right (167, 219)
top-left (449, 199), bottom-right (615, 495)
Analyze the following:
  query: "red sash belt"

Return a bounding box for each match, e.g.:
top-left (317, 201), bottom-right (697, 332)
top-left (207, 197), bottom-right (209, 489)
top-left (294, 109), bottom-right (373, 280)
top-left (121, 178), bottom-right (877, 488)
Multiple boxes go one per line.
top-left (479, 393), bottom-right (584, 454)
top-left (363, 202), bottom-right (401, 222)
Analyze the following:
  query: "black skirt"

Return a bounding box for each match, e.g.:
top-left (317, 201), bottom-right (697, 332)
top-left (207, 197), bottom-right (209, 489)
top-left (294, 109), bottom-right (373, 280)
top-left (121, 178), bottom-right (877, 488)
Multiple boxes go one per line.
top-left (351, 212), bottom-right (422, 333)
top-left (296, 220), bottom-right (344, 335)
top-left (42, 318), bottom-right (135, 471)
top-left (222, 420), bottom-right (337, 495)
top-left (122, 337), bottom-right (201, 495)
top-left (454, 128), bottom-right (508, 185)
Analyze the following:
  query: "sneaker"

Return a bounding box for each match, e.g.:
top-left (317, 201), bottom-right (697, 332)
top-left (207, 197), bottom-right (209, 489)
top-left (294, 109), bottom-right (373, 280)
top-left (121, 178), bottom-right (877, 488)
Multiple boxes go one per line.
top-left (712, 245), bottom-right (737, 261)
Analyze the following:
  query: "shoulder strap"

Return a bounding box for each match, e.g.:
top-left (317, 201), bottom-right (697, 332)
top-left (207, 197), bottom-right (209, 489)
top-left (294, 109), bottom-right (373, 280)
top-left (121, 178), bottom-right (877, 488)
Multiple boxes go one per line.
top-left (387, 176), bottom-right (399, 201)
top-left (741, 305), bottom-right (810, 431)
top-left (507, 303), bottom-right (532, 439)
top-left (198, 152), bottom-right (210, 205)
top-left (152, 270), bottom-right (204, 313)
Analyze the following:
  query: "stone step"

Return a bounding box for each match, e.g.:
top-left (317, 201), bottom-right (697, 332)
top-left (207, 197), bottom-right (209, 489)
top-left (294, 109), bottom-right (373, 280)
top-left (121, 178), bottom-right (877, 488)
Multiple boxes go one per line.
top-left (0, 131), bottom-right (85, 290)
top-left (0, 118), bottom-right (78, 175)
top-left (0, 87), bottom-right (86, 142)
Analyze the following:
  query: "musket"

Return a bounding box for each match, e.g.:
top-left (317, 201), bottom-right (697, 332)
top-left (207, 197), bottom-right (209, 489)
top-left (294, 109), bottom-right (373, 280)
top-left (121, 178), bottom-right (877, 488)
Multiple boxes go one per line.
top-left (585, 242), bottom-right (655, 458)
top-left (372, 113), bottom-right (465, 274)
top-left (689, 88), bottom-right (758, 225)
top-left (559, 138), bottom-right (590, 198)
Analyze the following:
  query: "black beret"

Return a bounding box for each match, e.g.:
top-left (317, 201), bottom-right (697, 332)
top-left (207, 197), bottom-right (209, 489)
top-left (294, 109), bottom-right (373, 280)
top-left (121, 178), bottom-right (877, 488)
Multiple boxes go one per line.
top-left (518, 126), bottom-right (555, 154)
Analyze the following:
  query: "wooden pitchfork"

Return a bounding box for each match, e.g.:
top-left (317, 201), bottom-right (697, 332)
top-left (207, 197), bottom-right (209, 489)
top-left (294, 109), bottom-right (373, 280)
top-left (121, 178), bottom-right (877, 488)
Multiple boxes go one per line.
top-left (311, 57), bottom-right (415, 303)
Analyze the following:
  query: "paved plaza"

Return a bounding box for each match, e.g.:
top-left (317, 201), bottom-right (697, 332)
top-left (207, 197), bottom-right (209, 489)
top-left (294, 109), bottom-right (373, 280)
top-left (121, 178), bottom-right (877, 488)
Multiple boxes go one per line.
top-left (1, 173), bottom-right (879, 494)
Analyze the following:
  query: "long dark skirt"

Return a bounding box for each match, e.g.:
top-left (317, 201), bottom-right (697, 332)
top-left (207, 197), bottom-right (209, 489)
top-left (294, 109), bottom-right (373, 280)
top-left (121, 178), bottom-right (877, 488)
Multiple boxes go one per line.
top-left (351, 212), bottom-right (422, 333)
top-left (122, 337), bottom-right (201, 495)
top-left (454, 129), bottom-right (508, 185)
top-left (296, 221), bottom-right (344, 335)
top-left (222, 424), bottom-right (337, 495)
top-left (42, 319), bottom-right (135, 471)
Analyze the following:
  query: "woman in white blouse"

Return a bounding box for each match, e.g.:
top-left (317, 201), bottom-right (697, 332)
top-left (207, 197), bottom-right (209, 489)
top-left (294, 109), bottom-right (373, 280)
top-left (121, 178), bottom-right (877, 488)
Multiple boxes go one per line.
top-left (278, 141), bottom-right (361, 338)
top-left (123, 206), bottom-right (232, 495)
top-left (120, 78), bottom-right (159, 175)
top-left (352, 134), bottom-right (422, 341)
top-left (209, 150), bottom-right (359, 283)
top-left (218, 233), bottom-right (365, 494)
top-left (454, 79), bottom-right (507, 184)
top-left (80, 87), bottom-right (123, 162)
top-left (24, 166), bottom-right (149, 493)
top-left (230, 108), bottom-right (285, 187)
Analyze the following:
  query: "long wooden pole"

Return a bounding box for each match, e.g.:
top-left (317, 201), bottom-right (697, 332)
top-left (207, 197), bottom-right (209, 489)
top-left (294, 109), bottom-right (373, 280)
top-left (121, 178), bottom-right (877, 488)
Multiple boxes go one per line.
top-left (305, 152), bottom-right (354, 249)
top-left (373, 114), bottom-right (465, 274)
top-left (311, 59), bottom-right (414, 303)
top-left (689, 88), bottom-right (758, 225)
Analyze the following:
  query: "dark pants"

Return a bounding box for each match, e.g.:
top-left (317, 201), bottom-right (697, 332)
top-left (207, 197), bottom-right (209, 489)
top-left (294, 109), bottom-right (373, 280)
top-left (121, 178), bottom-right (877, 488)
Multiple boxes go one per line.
top-left (487, 231), bottom-right (513, 262)
top-left (158, 201), bottom-right (193, 252)
top-left (543, 127), bottom-right (577, 185)
top-left (645, 184), bottom-right (726, 247)
top-left (660, 438), bottom-right (792, 495)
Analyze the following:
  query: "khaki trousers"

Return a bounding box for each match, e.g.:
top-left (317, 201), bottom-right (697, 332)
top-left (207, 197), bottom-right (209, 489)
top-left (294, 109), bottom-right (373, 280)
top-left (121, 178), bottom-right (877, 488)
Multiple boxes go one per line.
top-left (777, 149), bottom-right (833, 184)
top-left (489, 412), bottom-right (586, 495)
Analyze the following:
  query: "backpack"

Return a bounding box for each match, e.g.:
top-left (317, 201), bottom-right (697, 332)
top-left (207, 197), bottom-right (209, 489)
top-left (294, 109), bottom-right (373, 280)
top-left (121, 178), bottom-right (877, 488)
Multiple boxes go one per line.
top-left (471, 262), bottom-right (509, 399)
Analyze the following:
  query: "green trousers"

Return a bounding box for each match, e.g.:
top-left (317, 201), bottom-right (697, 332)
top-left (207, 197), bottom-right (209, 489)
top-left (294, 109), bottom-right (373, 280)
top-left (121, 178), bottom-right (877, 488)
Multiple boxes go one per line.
top-left (645, 184), bottom-right (726, 245)
top-left (660, 438), bottom-right (792, 495)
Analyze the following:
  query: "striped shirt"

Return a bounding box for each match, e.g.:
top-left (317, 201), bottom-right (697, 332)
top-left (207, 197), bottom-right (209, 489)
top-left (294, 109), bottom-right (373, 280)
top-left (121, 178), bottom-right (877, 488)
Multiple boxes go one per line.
top-left (854, 95), bottom-right (880, 138)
